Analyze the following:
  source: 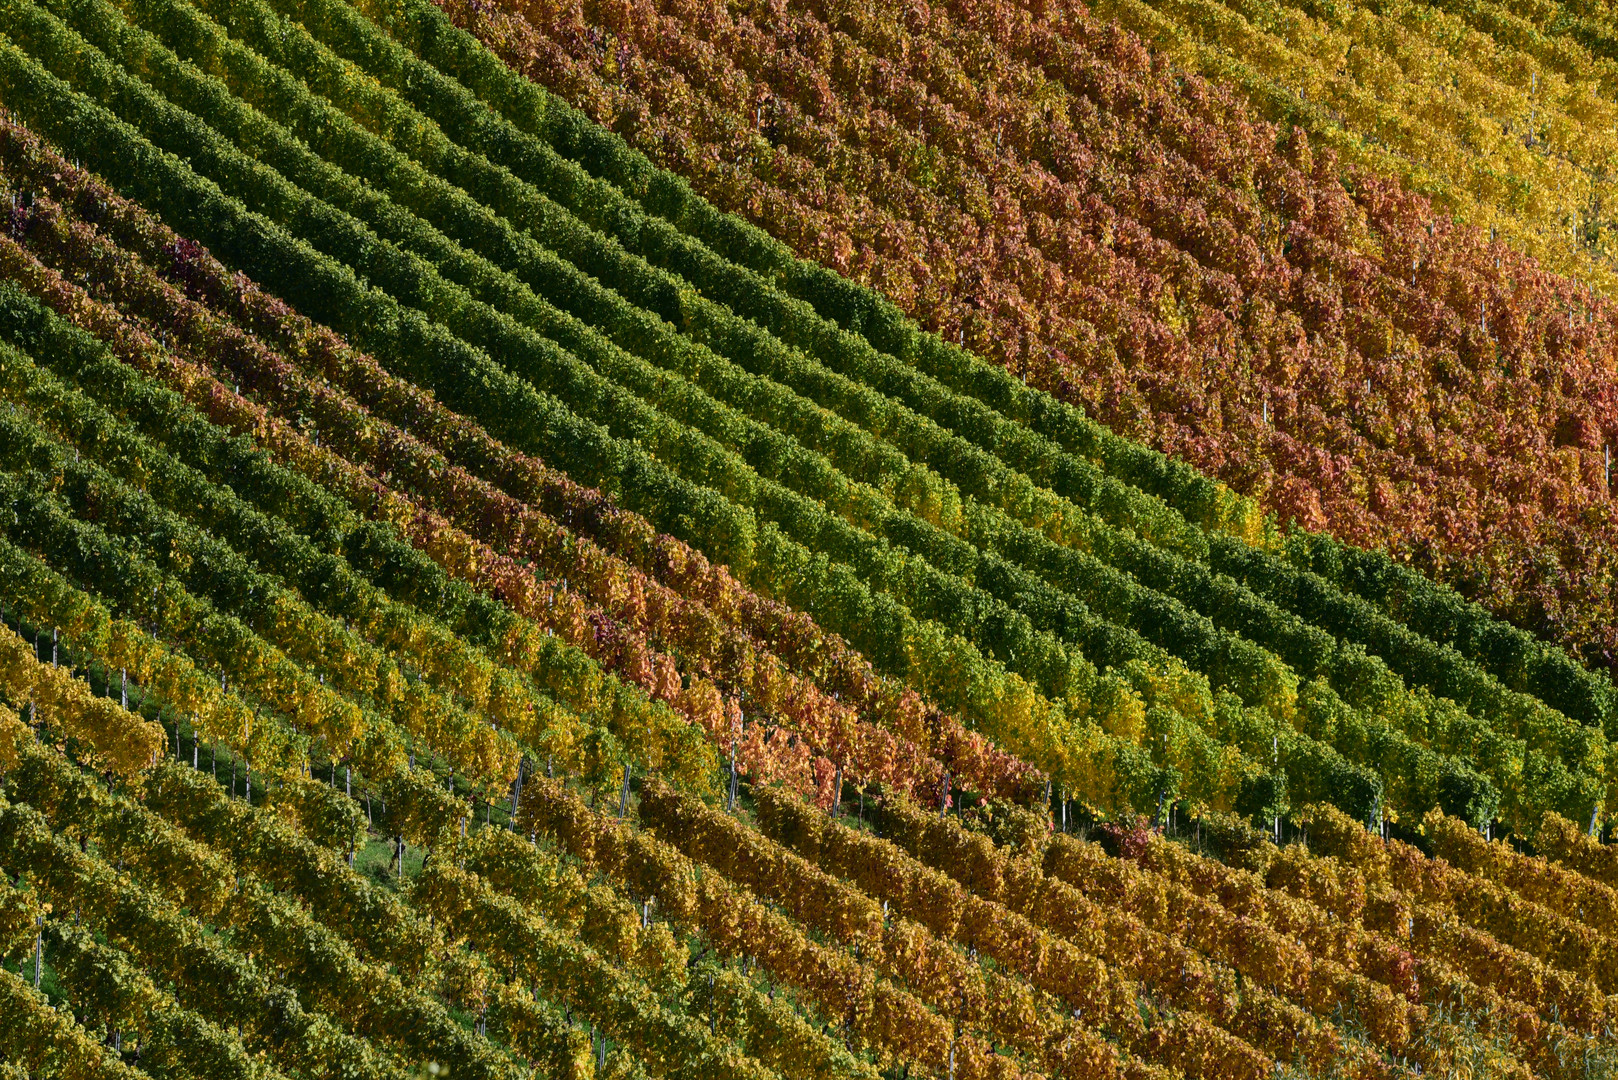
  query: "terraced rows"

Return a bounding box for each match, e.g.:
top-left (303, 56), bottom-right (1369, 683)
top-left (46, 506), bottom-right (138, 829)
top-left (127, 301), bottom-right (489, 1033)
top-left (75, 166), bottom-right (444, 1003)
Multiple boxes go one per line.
top-left (0, 0), bottom-right (1615, 1076)
top-left (436, 0), bottom-right (1618, 687)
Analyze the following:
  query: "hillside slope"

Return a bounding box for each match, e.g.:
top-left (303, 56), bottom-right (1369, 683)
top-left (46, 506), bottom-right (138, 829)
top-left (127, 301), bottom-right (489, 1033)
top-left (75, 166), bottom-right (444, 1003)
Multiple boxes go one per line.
top-left (0, 0), bottom-right (1614, 1076)
top-left (434, 0), bottom-right (1618, 677)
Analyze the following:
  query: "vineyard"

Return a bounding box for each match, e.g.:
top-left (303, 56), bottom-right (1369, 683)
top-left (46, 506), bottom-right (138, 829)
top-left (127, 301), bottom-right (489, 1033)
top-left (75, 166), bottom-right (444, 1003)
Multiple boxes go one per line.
top-left (0, 0), bottom-right (1617, 1075)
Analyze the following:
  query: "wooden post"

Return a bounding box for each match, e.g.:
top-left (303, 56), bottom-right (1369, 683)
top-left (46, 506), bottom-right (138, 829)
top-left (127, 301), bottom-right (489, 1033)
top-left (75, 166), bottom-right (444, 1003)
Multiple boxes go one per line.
top-left (726, 741), bottom-right (739, 813)
top-left (510, 760), bottom-right (524, 831)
